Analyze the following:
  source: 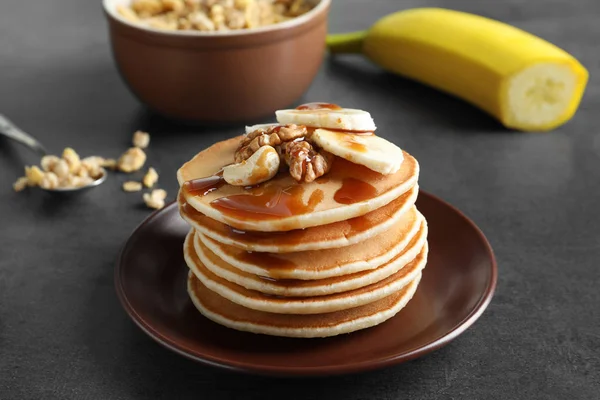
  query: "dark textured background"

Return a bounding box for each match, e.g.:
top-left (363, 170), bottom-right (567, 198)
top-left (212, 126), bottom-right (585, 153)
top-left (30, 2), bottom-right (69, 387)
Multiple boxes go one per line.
top-left (1, 0), bottom-right (599, 399)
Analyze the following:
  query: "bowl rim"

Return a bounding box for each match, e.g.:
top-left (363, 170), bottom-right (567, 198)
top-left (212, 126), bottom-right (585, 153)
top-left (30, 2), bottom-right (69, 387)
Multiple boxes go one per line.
top-left (103, 0), bottom-right (331, 37)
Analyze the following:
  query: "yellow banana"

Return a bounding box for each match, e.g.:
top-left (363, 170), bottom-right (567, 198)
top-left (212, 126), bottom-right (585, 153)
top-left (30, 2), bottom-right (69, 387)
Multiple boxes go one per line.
top-left (327, 8), bottom-right (588, 132)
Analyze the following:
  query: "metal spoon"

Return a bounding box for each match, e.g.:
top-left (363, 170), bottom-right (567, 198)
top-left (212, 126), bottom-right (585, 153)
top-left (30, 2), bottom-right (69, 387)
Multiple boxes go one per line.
top-left (0, 114), bottom-right (107, 193)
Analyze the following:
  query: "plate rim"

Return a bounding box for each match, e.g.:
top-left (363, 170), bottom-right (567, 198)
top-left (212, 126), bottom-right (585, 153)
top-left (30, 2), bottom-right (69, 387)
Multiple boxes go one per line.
top-left (115, 190), bottom-right (498, 377)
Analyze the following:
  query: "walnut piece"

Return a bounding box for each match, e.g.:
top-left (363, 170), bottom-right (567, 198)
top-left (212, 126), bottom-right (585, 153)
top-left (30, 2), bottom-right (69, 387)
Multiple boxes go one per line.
top-left (282, 140), bottom-right (334, 183)
top-left (235, 124), bottom-right (306, 163)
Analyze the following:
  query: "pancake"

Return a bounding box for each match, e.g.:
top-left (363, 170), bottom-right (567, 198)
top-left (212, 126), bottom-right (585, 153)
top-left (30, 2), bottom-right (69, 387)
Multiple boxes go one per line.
top-left (193, 221), bottom-right (428, 296)
top-left (177, 136), bottom-right (420, 232)
top-left (198, 208), bottom-right (426, 281)
top-left (183, 231), bottom-right (428, 314)
top-left (187, 271), bottom-right (422, 338)
top-left (179, 185), bottom-right (419, 253)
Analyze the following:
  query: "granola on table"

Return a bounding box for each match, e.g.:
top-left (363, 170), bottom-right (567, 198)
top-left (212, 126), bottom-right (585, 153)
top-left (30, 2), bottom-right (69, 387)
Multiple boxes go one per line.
top-left (12, 130), bottom-right (168, 212)
top-left (14, 148), bottom-right (106, 191)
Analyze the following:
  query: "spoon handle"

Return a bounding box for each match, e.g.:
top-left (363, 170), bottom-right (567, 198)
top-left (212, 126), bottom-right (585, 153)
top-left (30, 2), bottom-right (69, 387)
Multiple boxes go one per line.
top-left (0, 114), bottom-right (47, 156)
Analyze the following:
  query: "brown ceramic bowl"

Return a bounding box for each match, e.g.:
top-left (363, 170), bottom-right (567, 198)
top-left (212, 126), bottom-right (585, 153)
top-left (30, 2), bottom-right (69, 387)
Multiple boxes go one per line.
top-left (103, 0), bottom-right (330, 123)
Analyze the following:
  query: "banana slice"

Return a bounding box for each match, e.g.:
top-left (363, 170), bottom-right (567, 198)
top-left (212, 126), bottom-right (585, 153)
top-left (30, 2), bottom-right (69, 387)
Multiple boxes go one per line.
top-left (222, 146), bottom-right (280, 186)
top-left (275, 108), bottom-right (376, 132)
top-left (245, 123), bottom-right (278, 134)
top-left (312, 129), bottom-right (403, 174)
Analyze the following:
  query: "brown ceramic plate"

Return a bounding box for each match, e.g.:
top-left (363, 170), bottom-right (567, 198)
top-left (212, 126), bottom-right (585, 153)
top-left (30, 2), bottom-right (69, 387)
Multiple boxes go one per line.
top-left (115, 191), bottom-right (497, 377)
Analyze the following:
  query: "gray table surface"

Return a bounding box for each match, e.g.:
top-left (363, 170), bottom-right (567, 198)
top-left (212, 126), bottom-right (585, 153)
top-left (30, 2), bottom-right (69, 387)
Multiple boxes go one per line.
top-left (1, 0), bottom-right (599, 399)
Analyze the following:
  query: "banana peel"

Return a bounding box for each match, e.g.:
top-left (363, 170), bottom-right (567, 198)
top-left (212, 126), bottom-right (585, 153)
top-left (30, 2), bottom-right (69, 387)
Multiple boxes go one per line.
top-left (327, 8), bottom-right (588, 132)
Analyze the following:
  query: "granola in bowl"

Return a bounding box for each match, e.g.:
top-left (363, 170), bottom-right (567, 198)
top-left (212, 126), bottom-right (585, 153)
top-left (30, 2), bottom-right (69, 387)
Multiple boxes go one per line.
top-left (117, 0), bottom-right (315, 32)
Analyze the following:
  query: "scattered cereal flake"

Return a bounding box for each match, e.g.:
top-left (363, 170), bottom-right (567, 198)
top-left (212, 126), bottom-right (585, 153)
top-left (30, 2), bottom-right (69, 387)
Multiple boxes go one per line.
top-left (235, 0), bottom-right (251, 9)
top-left (289, 0), bottom-right (303, 15)
top-left (118, 147), bottom-right (147, 173)
top-left (142, 167), bottom-right (159, 188)
top-left (162, 0), bottom-right (184, 12)
top-left (215, 22), bottom-right (230, 31)
top-left (101, 158), bottom-right (118, 170)
top-left (53, 159), bottom-right (70, 180)
top-left (62, 148), bottom-right (81, 173)
top-left (226, 9), bottom-right (246, 29)
top-left (90, 167), bottom-right (104, 179)
top-left (25, 166), bottom-right (44, 186)
top-left (82, 156), bottom-right (105, 167)
top-left (67, 175), bottom-right (95, 188)
top-left (132, 0), bottom-right (164, 17)
top-left (40, 172), bottom-right (59, 190)
top-left (147, 17), bottom-right (178, 30)
top-left (41, 155), bottom-right (60, 172)
top-left (178, 16), bottom-right (193, 29)
top-left (211, 4), bottom-right (226, 25)
top-left (151, 188), bottom-right (167, 200)
top-left (13, 177), bottom-right (28, 192)
top-left (143, 191), bottom-right (166, 209)
top-left (123, 181), bottom-right (143, 192)
top-left (244, 1), bottom-right (260, 28)
top-left (191, 11), bottom-right (215, 30)
top-left (79, 176), bottom-right (95, 187)
top-left (117, 4), bottom-right (140, 21)
top-left (82, 156), bottom-right (105, 179)
top-left (77, 165), bottom-right (90, 178)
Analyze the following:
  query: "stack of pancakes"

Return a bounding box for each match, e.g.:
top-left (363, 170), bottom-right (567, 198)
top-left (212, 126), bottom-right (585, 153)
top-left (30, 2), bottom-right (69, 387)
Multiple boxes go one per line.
top-left (177, 136), bottom-right (427, 338)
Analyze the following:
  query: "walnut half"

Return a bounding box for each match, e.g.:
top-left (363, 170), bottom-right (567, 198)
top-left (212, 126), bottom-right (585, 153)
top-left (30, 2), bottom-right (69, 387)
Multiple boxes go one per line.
top-left (235, 124), bottom-right (333, 183)
top-left (282, 140), bottom-right (334, 183)
top-left (235, 124), bottom-right (307, 163)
